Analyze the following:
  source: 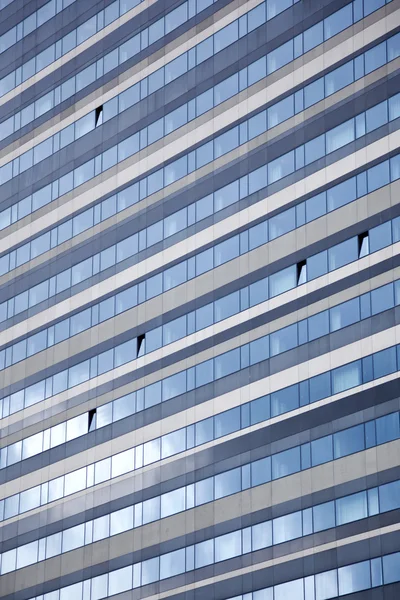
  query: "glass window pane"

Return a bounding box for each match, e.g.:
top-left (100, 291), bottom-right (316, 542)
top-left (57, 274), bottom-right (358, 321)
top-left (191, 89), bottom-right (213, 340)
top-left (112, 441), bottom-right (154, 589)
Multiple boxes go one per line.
top-left (110, 506), bottom-right (133, 535)
top-left (109, 566), bottom-right (132, 595)
top-left (338, 561), bottom-right (371, 595)
top-left (379, 480), bottom-right (400, 512)
top-left (328, 237), bottom-right (358, 271)
top-left (332, 361), bottom-right (361, 394)
top-left (272, 447), bottom-right (300, 480)
top-left (311, 436), bottom-right (333, 466)
top-left (162, 428), bottom-right (186, 458)
top-left (313, 501), bottom-right (335, 532)
top-left (330, 297), bottom-right (360, 331)
top-left (275, 579), bottom-right (304, 600)
top-left (383, 552), bottom-right (400, 584)
top-left (273, 511), bottom-right (302, 544)
top-left (333, 424), bottom-right (364, 459)
top-left (215, 530), bottom-right (241, 562)
top-left (160, 548), bottom-right (185, 579)
top-left (215, 468), bottom-right (241, 499)
top-left (251, 457), bottom-right (271, 487)
top-left (195, 539), bottom-right (214, 568)
top-left (62, 524), bottom-right (85, 552)
top-left (161, 487), bottom-right (185, 518)
top-left (142, 557), bottom-right (159, 585)
top-left (214, 407), bottom-right (240, 438)
top-left (271, 385), bottom-right (298, 417)
top-left (336, 491), bottom-right (367, 525)
top-left (375, 412), bottom-right (400, 444)
top-left (315, 570), bottom-right (338, 600)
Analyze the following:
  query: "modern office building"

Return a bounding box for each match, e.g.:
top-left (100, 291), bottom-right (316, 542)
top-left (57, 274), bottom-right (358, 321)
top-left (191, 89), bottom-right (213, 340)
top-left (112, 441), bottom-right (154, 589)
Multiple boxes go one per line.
top-left (0, 0), bottom-right (400, 598)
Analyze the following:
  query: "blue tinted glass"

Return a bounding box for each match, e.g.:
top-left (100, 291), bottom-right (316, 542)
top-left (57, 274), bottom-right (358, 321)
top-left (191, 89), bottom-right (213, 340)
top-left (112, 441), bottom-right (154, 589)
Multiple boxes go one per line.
top-left (273, 511), bottom-right (302, 544)
top-left (272, 447), bottom-right (300, 480)
top-left (267, 96), bottom-right (294, 128)
top-left (271, 385), bottom-right (298, 417)
top-left (367, 161), bottom-right (390, 192)
top-left (304, 22), bottom-right (323, 53)
top-left (269, 266), bottom-right (296, 297)
top-left (214, 292), bottom-right (240, 323)
top-left (214, 236), bottom-right (239, 266)
top-left (214, 407), bottom-right (240, 438)
top-left (252, 521), bottom-right (272, 551)
top-left (330, 297), bottom-right (360, 331)
top-left (214, 21), bottom-right (238, 53)
top-left (325, 60), bottom-right (353, 96)
top-left (249, 221), bottom-right (268, 250)
top-left (336, 491), bottom-right (367, 525)
top-left (270, 324), bottom-right (297, 356)
top-left (306, 192), bottom-right (326, 222)
top-left (309, 372), bottom-right (331, 403)
top-left (328, 237), bottom-right (358, 270)
top-left (383, 552), bottom-right (400, 584)
top-left (251, 457), bottom-right (271, 486)
top-left (326, 119), bottom-right (354, 153)
top-left (269, 209), bottom-right (295, 240)
top-left (339, 560), bottom-right (371, 595)
top-left (375, 413), bottom-right (400, 445)
top-left (379, 480), bottom-right (400, 512)
top-left (315, 570), bottom-right (338, 600)
top-left (268, 151), bottom-right (294, 183)
top-left (251, 396), bottom-right (270, 424)
top-left (370, 221), bottom-right (392, 254)
top-left (305, 134), bottom-right (325, 165)
top-left (214, 348), bottom-right (240, 379)
top-left (195, 539), bottom-right (214, 568)
top-left (364, 0), bottom-right (385, 16)
top-left (249, 336), bottom-right (269, 365)
top-left (266, 40), bottom-right (293, 74)
top-left (195, 417), bottom-right (213, 446)
top-left (311, 435), bottom-right (333, 466)
top-left (365, 41), bottom-right (387, 74)
top-left (366, 101), bottom-right (388, 132)
top-left (324, 4), bottom-right (352, 39)
top-left (248, 165), bottom-right (267, 194)
top-left (304, 78), bottom-right (324, 108)
top-left (308, 310), bottom-right (329, 341)
top-left (162, 371), bottom-right (186, 401)
top-left (313, 501), bottom-right (335, 532)
top-left (370, 283), bottom-right (394, 315)
top-left (334, 424), bottom-right (364, 459)
top-left (248, 111), bottom-right (266, 140)
top-left (327, 177), bottom-right (357, 212)
top-left (215, 468), bottom-right (241, 499)
top-left (373, 347), bottom-right (397, 379)
top-left (307, 250), bottom-right (328, 281)
top-left (195, 477), bottom-right (213, 505)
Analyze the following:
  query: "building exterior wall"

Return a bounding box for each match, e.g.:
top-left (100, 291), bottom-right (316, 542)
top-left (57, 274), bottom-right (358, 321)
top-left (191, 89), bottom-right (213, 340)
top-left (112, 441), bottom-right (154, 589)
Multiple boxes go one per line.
top-left (0, 0), bottom-right (399, 599)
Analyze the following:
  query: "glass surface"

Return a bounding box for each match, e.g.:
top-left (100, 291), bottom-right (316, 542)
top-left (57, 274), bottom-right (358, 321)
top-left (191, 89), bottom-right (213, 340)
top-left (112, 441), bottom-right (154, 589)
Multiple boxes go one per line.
top-left (338, 561), bottom-right (371, 595)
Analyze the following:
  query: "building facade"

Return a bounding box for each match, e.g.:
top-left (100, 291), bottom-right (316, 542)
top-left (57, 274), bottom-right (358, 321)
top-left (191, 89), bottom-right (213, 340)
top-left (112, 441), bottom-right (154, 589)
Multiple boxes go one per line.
top-left (0, 0), bottom-right (400, 598)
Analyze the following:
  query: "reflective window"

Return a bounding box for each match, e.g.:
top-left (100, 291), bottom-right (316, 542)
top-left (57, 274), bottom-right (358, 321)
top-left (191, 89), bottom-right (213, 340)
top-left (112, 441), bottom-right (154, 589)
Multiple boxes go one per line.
top-left (336, 492), bottom-right (367, 525)
top-left (338, 561), bottom-right (371, 595)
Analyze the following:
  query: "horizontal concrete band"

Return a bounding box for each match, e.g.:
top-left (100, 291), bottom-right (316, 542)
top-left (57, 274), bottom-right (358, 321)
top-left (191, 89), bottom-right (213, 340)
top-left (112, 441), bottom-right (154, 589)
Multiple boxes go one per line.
top-left (0, 314), bottom-right (399, 503)
top-left (3, 231), bottom-right (400, 447)
top-left (1, 379), bottom-right (398, 556)
top-left (0, 0), bottom-right (261, 157)
top-left (0, 438), bottom-right (398, 594)
top-left (1, 6), bottom-right (397, 254)
top-left (1, 170), bottom-right (399, 399)
top-left (1, 228), bottom-right (398, 448)
top-left (2, 51), bottom-right (397, 291)
top-left (0, 0), bottom-right (258, 113)
top-left (1, 124), bottom-right (399, 360)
